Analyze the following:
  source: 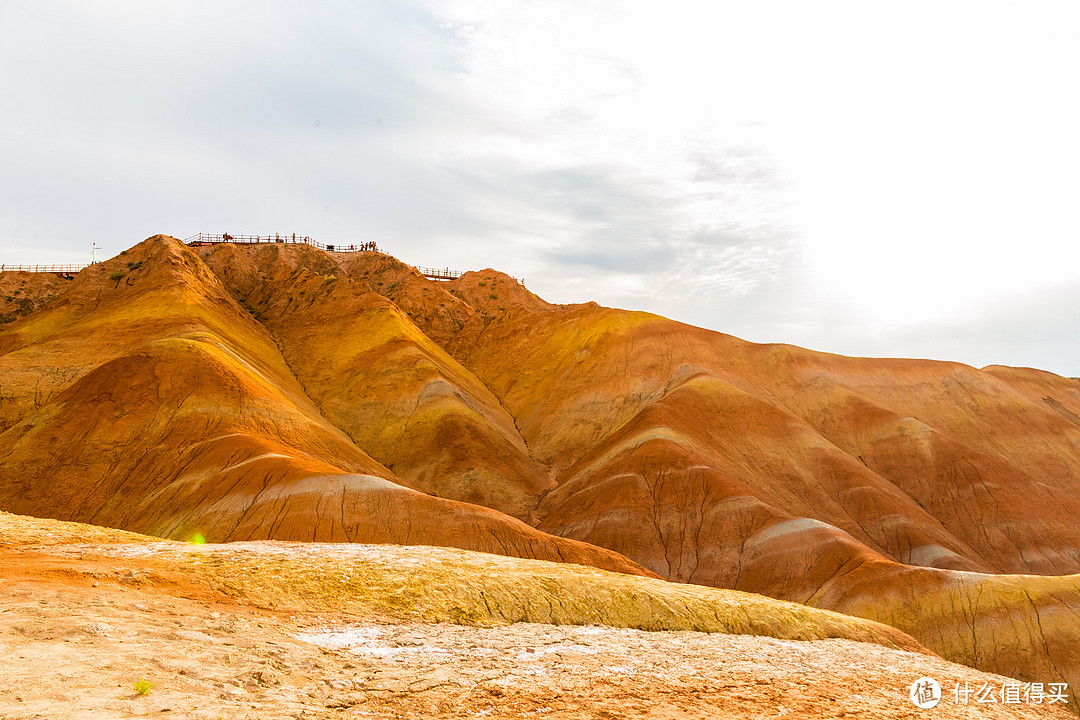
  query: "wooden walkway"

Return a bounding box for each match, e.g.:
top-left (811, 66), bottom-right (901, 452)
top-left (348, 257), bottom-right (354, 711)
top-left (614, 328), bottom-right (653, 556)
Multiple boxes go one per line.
top-left (184, 233), bottom-right (380, 254)
top-left (414, 266), bottom-right (462, 281)
top-left (185, 234), bottom-right (469, 281)
top-left (4, 235), bottom-right (521, 285)
top-left (0, 264), bottom-right (85, 277)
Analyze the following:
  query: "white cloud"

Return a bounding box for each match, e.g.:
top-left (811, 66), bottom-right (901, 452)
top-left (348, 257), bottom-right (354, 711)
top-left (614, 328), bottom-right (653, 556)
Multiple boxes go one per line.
top-left (1, 1), bottom-right (1079, 375)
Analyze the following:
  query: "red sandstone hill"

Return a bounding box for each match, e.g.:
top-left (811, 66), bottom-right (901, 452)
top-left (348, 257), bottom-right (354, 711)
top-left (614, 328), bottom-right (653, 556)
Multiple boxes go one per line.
top-left (2, 234), bottom-right (1080, 708)
top-left (0, 237), bottom-right (644, 576)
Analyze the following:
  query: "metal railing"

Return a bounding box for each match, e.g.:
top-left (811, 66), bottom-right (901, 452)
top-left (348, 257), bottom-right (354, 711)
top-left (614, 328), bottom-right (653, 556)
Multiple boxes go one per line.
top-left (414, 267), bottom-right (525, 284)
top-left (0, 264), bottom-right (87, 273)
top-left (2, 256), bottom-right (525, 287)
top-left (415, 266), bottom-right (463, 281)
top-left (30, 233), bottom-right (533, 287)
top-left (185, 233), bottom-right (380, 254)
top-left (6, 234), bottom-right (529, 286)
top-left (186, 233), bottom-right (491, 283)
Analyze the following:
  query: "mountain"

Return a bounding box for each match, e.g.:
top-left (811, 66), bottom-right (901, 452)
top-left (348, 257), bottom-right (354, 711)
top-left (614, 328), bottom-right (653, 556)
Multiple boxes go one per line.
top-left (0, 237), bottom-right (644, 576)
top-left (2, 234), bottom-right (1079, 708)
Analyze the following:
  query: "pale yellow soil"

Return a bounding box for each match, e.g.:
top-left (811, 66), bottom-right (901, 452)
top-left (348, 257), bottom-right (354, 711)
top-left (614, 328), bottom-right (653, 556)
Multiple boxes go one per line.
top-left (2, 575), bottom-right (1074, 720)
top-left (0, 513), bottom-right (1075, 719)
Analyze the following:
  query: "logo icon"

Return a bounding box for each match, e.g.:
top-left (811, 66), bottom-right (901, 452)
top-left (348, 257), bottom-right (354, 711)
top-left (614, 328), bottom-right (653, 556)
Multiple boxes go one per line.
top-left (910, 677), bottom-right (942, 709)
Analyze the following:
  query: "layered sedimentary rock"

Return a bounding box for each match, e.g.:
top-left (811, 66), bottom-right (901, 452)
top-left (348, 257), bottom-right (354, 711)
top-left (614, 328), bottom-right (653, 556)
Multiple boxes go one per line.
top-left (3, 234), bottom-right (1080, 706)
top-left (0, 237), bottom-right (647, 577)
top-left (442, 303), bottom-right (1080, 583)
top-left (195, 244), bottom-right (551, 521)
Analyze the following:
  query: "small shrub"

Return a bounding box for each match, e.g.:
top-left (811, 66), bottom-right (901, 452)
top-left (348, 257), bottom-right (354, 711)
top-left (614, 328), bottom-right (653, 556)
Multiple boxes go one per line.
top-left (323, 274), bottom-right (337, 284)
top-left (109, 271), bottom-right (126, 281)
top-left (478, 281), bottom-right (486, 287)
top-left (133, 677), bottom-right (154, 695)
top-left (488, 293), bottom-right (498, 300)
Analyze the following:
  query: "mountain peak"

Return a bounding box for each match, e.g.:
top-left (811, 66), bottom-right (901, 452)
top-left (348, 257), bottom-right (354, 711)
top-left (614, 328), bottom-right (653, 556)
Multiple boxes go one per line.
top-left (3, 234), bottom-right (1080, 707)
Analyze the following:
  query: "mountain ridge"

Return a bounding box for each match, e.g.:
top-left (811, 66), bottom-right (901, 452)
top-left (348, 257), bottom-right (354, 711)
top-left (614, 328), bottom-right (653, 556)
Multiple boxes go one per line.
top-left (2, 234), bottom-right (1080, 708)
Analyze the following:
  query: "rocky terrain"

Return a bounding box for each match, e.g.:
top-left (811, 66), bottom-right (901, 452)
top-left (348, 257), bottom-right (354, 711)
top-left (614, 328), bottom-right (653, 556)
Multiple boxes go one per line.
top-left (2, 511), bottom-right (1074, 719)
top-left (0, 271), bottom-right (66, 325)
top-left (2, 234), bottom-right (1080, 711)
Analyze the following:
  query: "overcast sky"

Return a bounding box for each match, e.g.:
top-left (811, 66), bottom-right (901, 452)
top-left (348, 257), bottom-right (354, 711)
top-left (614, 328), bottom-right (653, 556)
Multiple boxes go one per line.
top-left (2, 1), bottom-right (1079, 376)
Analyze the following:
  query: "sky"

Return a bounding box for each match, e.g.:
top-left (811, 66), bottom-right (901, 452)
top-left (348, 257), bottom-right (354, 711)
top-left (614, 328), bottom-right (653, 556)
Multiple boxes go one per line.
top-left (2, 1), bottom-right (1079, 376)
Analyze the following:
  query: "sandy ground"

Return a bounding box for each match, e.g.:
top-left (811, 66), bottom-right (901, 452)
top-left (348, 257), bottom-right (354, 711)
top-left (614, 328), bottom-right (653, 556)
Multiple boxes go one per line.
top-left (0, 514), bottom-right (1073, 719)
top-left (1, 545), bottom-right (1075, 720)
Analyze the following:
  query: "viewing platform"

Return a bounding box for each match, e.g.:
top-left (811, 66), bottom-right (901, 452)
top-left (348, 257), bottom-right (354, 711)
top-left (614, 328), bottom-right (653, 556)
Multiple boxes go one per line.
top-left (413, 266), bottom-right (462, 281)
top-left (185, 234), bottom-right (475, 282)
top-left (0, 264), bottom-right (86, 278)
top-left (184, 233), bottom-right (379, 254)
top-left (5, 235), bottom-right (523, 285)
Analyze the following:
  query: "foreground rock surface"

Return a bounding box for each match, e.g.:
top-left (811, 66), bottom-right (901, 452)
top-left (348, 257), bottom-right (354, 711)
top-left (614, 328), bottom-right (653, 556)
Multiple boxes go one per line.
top-left (0, 514), bottom-right (1072, 720)
top-left (0, 512), bottom-right (921, 650)
top-left (6, 588), bottom-right (1073, 720)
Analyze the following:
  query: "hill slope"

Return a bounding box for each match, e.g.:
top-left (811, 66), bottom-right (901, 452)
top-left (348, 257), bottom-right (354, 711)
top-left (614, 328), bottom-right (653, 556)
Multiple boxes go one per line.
top-left (3, 234), bottom-right (1080, 707)
top-left (0, 237), bottom-right (647, 576)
